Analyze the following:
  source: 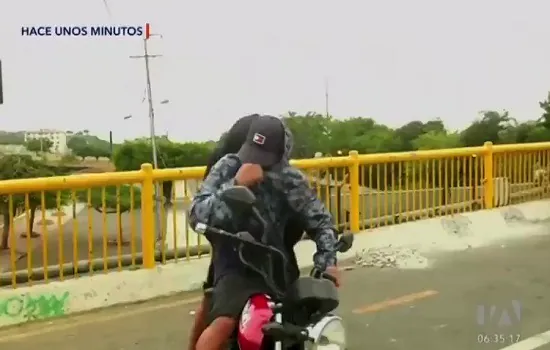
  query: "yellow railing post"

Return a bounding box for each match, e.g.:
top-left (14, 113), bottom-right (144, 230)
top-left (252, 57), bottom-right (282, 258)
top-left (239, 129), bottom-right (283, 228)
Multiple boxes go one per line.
top-left (140, 163), bottom-right (156, 269)
top-left (483, 141), bottom-right (494, 209)
top-left (348, 150), bottom-right (360, 232)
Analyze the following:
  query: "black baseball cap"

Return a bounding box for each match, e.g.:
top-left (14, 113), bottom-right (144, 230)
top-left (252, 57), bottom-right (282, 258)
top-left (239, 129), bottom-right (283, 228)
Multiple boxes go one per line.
top-left (237, 115), bottom-right (285, 167)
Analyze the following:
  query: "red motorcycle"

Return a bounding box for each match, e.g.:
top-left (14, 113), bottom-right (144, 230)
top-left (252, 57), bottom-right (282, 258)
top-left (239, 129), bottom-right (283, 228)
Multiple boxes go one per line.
top-left (194, 185), bottom-right (353, 350)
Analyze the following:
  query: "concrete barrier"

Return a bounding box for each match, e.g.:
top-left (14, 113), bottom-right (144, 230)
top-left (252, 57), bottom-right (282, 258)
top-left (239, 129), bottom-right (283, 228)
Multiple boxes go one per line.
top-left (1, 199), bottom-right (550, 328)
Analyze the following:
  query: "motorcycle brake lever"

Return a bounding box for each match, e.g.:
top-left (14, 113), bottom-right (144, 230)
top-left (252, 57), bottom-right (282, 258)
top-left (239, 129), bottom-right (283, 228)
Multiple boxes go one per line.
top-left (235, 231), bottom-right (255, 243)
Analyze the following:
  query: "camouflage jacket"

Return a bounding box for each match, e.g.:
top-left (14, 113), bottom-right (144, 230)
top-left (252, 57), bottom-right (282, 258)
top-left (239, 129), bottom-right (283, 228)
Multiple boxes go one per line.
top-left (189, 154), bottom-right (338, 276)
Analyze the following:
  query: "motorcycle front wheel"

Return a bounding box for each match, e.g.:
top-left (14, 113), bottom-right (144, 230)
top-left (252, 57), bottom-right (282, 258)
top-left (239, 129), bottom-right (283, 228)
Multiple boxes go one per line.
top-left (305, 316), bottom-right (347, 350)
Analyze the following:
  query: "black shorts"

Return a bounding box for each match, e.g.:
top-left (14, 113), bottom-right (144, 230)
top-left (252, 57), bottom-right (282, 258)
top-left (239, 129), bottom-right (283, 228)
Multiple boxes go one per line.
top-left (206, 271), bottom-right (270, 325)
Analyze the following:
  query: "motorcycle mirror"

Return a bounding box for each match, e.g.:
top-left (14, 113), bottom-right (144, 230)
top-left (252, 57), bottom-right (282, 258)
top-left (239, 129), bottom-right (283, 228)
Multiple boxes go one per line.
top-left (220, 185), bottom-right (257, 209)
top-left (337, 233), bottom-right (354, 253)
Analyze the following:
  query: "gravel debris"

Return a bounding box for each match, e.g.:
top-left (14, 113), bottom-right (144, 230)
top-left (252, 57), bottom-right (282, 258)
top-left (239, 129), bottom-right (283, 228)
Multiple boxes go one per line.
top-left (353, 245), bottom-right (429, 269)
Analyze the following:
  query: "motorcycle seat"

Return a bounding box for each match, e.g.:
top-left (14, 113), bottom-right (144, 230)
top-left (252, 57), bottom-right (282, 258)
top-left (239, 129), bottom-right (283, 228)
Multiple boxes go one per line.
top-left (286, 276), bottom-right (339, 315)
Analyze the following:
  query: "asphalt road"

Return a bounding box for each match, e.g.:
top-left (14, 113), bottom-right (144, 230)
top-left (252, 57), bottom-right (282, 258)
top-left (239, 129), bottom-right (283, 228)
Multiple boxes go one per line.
top-left (2, 232), bottom-right (550, 349)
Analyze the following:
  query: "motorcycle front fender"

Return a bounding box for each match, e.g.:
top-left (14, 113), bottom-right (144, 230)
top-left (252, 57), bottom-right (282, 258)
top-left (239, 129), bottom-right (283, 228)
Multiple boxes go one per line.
top-left (306, 315), bottom-right (344, 343)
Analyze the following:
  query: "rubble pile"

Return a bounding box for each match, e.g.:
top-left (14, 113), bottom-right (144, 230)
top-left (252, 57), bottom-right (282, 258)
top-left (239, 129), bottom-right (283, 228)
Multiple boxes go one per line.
top-left (353, 245), bottom-right (429, 269)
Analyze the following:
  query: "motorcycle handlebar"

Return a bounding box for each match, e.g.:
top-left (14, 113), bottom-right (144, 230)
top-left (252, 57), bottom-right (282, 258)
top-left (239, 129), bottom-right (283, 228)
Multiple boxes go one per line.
top-left (194, 223), bottom-right (287, 263)
top-left (195, 222), bottom-right (347, 287)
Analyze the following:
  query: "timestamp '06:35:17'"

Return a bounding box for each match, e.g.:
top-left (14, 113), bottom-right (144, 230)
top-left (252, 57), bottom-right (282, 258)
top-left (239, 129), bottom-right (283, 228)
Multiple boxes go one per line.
top-left (477, 334), bottom-right (521, 344)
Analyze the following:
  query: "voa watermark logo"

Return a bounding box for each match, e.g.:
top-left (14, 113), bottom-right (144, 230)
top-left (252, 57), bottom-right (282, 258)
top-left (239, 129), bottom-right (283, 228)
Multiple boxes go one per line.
top-left (476, 300), bottom-right (521, 327)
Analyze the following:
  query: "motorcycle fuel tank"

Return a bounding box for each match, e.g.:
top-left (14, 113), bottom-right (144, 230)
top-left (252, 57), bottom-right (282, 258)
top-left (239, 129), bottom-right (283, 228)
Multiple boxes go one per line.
top-left (238, 294), bottom-right (274, 350)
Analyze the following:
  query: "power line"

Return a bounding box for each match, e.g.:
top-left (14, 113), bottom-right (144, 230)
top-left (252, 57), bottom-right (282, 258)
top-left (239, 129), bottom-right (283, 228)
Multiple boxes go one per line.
top-left (101, 0), bottom-right (112, 18)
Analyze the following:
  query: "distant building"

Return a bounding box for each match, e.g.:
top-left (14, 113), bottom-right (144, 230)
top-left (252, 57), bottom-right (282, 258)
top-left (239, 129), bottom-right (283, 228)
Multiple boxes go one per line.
top-left (24, 129), bottom-right (68, 154)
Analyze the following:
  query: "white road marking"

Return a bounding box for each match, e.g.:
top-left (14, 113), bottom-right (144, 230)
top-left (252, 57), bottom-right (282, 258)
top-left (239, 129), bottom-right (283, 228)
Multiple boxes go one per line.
top-left (500, 330), bottom-right (550, 350)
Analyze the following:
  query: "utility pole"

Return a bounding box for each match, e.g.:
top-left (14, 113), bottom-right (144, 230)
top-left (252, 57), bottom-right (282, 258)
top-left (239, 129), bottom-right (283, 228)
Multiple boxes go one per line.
top-left (324, 77), bottom-right (330, 118)
top-left (130, 37), bottom-right (162, 169)
top-left (0, 59), bottom-right (3, 105)
top-left (130, 35), bottom-right (163, 244)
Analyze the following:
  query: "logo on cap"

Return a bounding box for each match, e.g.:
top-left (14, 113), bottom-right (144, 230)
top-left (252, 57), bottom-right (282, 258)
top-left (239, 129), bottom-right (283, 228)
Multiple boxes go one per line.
top-left (252, 133), bottom-right (265, 145)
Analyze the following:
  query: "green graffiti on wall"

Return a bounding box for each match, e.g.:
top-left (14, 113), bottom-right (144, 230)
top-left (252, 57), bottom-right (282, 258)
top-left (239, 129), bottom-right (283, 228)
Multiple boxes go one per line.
top-left (0, 291), bottom-right (69, 320)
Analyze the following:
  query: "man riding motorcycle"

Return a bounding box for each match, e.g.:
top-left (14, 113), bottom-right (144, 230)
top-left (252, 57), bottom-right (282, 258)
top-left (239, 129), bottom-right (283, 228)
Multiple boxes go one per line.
top-left (189, 115), bottom-right (341, 350)
top-left (188, 114), bottom-right (318, 350)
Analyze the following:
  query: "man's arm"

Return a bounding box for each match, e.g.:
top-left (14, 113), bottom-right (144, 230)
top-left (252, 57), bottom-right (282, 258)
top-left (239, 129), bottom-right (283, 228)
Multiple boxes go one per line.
top-left (282, 167), bottom-right (338, 270)
top-left (189, 155), bottom-right (240, 231)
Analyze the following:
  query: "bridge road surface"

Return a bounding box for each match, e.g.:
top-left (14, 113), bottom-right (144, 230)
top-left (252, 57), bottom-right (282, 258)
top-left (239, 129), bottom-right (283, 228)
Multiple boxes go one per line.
top-left (2, 234), bottom-right (550, 350)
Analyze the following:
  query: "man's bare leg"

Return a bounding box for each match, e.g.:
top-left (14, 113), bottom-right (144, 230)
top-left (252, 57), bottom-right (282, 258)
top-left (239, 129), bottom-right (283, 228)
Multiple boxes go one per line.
top-left (188, 294), bottom-right (210, 350)
top-left (195, 317), bottom-right (236, 350)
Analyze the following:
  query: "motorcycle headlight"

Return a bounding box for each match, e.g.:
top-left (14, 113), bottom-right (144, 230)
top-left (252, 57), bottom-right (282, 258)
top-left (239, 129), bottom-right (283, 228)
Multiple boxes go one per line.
top-left (306, 318), bottom-right (347, 350)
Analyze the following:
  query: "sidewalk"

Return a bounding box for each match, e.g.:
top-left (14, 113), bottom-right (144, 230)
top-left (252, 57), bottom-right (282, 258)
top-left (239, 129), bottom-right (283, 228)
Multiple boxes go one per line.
top-left (0, 204), bottom-right (85, 272)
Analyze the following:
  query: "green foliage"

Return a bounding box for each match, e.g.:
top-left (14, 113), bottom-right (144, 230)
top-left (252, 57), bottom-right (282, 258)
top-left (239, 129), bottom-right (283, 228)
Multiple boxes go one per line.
top-left (0, 131), bottom-right (25, 145)
top-left (0, 155), bottom-right (70, 209)
top-left (77, 185), bottom-right (142, 213)
top-left (0, 155), bottom-right (70, 248)
top-left (113, 138), bottom-right (214, 171)
top-left (102, 95), bottom-right (550, 176)
top-left (539, 92), bottom-right (550, 130)
top-left (25, 138), bottom-right (53, 152)
top-left (282, 112), bottom-right (333, 157)
top-left (282, 102), bottom-right (550, 157)
top-left (67, 134), bottom-right (112, 160)
top-left (59, 153), bottom-right (79, 164)
top-left (412, 131), bottom-right (461, 150)
top-left (460, 110), bottom-right (515, 147)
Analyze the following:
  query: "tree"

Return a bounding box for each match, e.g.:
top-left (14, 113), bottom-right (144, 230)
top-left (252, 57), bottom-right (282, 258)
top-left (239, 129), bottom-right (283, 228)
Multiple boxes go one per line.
top-left (113, 139), bottom-right (214, 171)
top-left (25, 138), bottom-right (53, 152)
top-left (423, 119), bottom-right (446, 134)
top-left (412, 130), bottom-right (461, 150)
top-left (0, 155), bottom-right (68, 249)
top-left (0, 131), bottom-right (25, 145)
top-left (350, 124), bottom-right (401, 154)
top-left (283, 112), bottom-right (332, 157)
top-left (524, 125), bottom-right (550, 142)
top-left (394, 121), bottom-right (426, 151)
top-left (113, 138), bottom-right (213, 205)
top-left (67, 134), bottom-right (113, 160)
top-left (411, 130), bottom-right (463, 204)
top-left (330, 117), bottom-right (378, 154)
top-left (77, 185), bottom-right (141, 245)
top-left (538, 91), bottom-right (550, 130)
top-left (460, 110), bottom-right (514, 146)
top-left (88, 146), bottom-right (111, 160)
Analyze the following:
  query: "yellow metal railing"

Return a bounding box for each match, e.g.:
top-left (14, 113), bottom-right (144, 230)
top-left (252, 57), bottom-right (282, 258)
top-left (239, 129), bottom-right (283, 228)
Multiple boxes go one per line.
top-left (2, 141), bottom-right (550, 288)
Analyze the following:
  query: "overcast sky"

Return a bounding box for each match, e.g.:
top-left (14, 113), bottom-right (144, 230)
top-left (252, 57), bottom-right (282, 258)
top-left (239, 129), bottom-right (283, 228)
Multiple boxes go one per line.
top-left (1, 0), bottom-right (549, 142)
